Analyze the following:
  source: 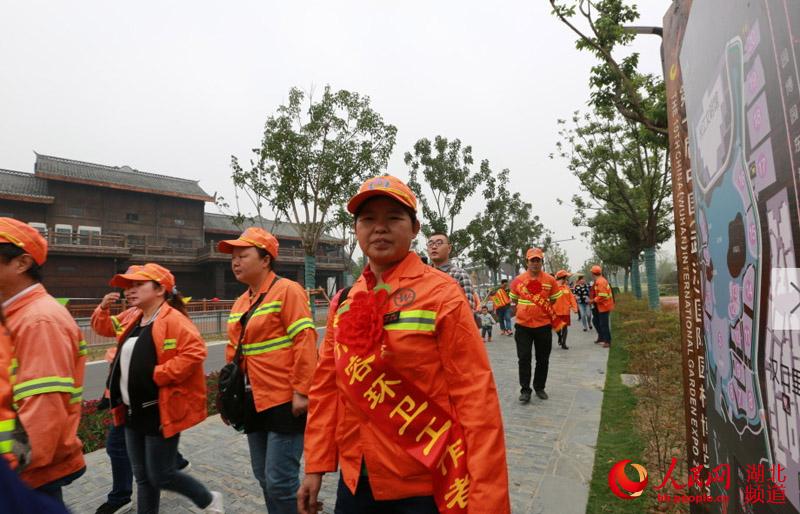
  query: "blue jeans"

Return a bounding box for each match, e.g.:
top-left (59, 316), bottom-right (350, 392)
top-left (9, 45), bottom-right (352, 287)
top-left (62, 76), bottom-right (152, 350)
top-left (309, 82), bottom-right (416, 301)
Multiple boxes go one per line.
top-left (124, 428), bottom-right (212, 514)
top-left (596, 311), bottom-right (612, 344)
top-left (106, 424), bottom-right (188, 506)
top-left (246, 431), bottom-right (303, 514)
top-left (107, 424), bottom-right (133, 505)
top-left (497, 306), bottom-right (513, 332)
top-left (578, 303), bottom-right (592, 330)
top-left (36, 466), bottom-right (86, 505)
top-left (334, 473), bottom-right (439, 514)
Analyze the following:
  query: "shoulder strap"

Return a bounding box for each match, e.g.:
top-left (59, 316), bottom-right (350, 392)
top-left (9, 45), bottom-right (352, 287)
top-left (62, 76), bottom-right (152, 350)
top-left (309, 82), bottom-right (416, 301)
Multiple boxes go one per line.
top-left (333, 286), bottom-right (353, 313)
top-left (233, 275), bottom-right (282, 363)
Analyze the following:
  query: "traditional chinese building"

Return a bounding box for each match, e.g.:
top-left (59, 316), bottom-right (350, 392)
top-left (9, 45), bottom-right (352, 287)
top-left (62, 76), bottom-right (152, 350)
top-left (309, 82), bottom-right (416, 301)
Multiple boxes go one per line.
top-left (0, 153), bottom-right (346, 299)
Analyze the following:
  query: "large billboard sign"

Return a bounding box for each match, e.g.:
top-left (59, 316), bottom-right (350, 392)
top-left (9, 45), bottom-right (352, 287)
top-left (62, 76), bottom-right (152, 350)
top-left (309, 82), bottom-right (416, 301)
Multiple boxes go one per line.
top-left (666, 0), bottom-right (800, 512)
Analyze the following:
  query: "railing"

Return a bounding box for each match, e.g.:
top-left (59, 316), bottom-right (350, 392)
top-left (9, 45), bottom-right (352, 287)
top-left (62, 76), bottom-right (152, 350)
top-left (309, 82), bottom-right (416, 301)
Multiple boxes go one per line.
top-left (46, 232), bottom-right (127, 248)
top-left (42, 232), bottom-right (346, 264)
top-left (66, 299), bottom-right (236, 319)
top-left (128, 243), bottom-right (199, 257)
top-left (197, 242), bottom-right (346, 264)
top-left (76, 303), bottom-right (331, 350)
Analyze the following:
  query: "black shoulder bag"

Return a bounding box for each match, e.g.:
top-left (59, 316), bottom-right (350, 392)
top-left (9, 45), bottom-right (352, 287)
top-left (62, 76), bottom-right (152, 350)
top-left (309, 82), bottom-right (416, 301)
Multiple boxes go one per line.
top-left (217, 276), bottom-right (281, 430)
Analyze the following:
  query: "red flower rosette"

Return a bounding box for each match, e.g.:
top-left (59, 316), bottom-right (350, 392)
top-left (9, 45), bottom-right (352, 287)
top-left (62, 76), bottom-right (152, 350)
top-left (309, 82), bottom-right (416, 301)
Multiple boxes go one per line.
top-left (524, 279), bottom-right (543, 297)
top-left (337, 288), bottom-right (389, 355)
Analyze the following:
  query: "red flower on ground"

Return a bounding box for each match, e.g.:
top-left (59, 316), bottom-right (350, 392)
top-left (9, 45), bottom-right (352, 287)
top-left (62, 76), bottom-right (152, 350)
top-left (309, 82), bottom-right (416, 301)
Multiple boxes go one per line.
top-left (337, 288), bottom-right (388, 355)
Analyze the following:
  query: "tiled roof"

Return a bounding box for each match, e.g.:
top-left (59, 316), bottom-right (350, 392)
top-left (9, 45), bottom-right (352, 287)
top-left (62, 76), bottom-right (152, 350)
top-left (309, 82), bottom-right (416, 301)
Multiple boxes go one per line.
top-left (34, 153), bottom-right (213, 201)
top-left (0, 168), bottom-right (54, 203)
top-left (204, 212), bottom-right (343, 244)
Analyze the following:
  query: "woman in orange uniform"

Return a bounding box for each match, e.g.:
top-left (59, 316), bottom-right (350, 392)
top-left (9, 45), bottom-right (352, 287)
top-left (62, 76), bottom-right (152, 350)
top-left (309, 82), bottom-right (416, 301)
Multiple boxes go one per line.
top-left (553, 270), bottom-right (578, 350)
top-left (93, 263), bottom-right (223, 513)
top-left (218, 228), bottom-right (318, 514)
top-left (299, 175), bottom-right (510, 514)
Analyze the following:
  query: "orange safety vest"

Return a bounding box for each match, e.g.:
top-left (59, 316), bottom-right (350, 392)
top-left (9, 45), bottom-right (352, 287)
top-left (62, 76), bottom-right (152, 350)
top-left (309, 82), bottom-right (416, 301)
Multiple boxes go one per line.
top-left (492, 287), bottom-right (511, 309)
top-left (92, 303), bottom-right (208, 438)
top-left (225, 271), bottom-right (318, 412)
top-left (304, 252), bottom-right (510, 511)
top-left (4, 284), bottom-right (86, 489)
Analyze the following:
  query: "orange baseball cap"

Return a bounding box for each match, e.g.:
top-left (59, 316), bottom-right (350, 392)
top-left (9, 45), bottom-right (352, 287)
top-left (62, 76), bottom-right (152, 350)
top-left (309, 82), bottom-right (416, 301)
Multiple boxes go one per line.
top-left (591, 265), bottom-right (602, 274)
top-left (0, 217), bottom-right (48, 265)
top-left (555, 269), bottom-right (571, 279)
top-left (110, 263), bottom-right (176, 292)
top-left (347, 175), bottom-right (417, 214)
top-left (217, 227), bottom-right (279, 258)
top-left (526, 248), bottom-right (544, 261)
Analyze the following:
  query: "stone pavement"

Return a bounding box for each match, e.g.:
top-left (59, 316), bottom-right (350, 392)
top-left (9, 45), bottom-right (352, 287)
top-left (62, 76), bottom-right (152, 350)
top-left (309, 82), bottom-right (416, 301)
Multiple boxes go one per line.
top-left (64, 321), bottom-right (608, 513)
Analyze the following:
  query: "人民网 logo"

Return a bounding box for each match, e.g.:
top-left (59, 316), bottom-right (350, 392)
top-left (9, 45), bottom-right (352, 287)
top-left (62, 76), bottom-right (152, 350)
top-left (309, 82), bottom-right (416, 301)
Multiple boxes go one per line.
top-left (608, 459), bottom-right (649, 500)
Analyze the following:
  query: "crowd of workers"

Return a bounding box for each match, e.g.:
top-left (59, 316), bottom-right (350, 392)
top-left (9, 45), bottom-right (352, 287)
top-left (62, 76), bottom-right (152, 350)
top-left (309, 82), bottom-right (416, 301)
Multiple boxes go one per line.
top-left (0, 174), bottom-right (615, 514)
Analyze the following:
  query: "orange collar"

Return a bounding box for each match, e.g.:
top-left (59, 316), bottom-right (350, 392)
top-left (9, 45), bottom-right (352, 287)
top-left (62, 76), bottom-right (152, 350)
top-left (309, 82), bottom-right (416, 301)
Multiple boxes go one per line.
top-left (2, 283), bottom-right (47, 317)
top-left (361, 252), bottom-right (425, 290)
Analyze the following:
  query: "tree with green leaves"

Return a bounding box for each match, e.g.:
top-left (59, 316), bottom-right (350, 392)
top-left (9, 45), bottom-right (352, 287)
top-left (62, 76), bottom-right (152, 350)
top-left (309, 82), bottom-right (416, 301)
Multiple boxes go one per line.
top-left (230, 86), bottom-right (397, 312)
top-left (544, 243), bottom-right (571, 275)
top-left (329, 206), bottom-right (359, 285)
top-left (586, 210), bottom-right (638, 292)
top-left (549, 0), bottom-right (667, 138)
top-left (405, 136), bottom-right (486, 256)
top-left (466, 168), bottom-right (545, 282)
top-left (554, 110), bottom-right (672, 308)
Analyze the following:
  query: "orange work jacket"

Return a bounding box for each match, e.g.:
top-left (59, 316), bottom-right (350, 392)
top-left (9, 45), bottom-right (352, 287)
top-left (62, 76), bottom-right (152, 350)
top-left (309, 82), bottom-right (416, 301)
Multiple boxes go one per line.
top-left (225, 271), bottom-right (318, 412)
top-left (4, 284), bottom-right (86, 489)
top-left (304, 252), bottom-right (510, 512)
top-left (92, 303), bottom-right (207, 438)
top-left (553, 284), bottom-right (578, 316)
top-left (592, 276), bottom-right (615, 313)
top-left (509, 271), bottom-right (561, 329)
top-left (0, 322), bottom-right (17, 468)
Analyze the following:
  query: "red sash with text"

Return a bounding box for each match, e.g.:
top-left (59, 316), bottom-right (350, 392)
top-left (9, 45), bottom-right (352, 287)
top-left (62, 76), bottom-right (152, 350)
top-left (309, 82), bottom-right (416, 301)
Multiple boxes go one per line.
top-left (334, 288), bottom-right (471, 513)
top-left (520, 279), bottom-right (566, 332)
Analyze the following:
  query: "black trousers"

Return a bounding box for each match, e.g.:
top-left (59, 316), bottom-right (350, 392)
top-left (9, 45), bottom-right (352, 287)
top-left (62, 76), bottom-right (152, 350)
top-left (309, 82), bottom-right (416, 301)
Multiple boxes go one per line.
top-left (557, 326), bottom-right (569, 347)
top-left (514, 324), bottom-right (552, 393)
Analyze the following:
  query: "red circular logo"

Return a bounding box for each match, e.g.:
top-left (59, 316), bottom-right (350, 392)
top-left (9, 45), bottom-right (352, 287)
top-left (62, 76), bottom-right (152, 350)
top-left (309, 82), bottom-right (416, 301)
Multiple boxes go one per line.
top-left (608, 460), bottom-right (649, 500)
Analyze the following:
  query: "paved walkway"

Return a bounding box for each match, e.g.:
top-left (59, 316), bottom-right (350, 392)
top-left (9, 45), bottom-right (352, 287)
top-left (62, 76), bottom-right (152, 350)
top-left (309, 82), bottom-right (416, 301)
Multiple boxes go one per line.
top-left (64, 322), bottom-right (608, 513)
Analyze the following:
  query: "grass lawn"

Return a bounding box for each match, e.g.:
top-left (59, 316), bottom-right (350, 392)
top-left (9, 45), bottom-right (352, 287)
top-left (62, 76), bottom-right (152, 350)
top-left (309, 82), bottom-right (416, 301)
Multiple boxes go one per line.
top-left (586, 308), bottom-right (650, 514)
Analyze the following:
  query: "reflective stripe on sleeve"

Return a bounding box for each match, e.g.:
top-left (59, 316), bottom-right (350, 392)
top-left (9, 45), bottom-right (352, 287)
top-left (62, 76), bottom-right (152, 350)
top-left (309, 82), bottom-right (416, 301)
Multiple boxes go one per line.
top-left (163, 338), bottom-right (177, 351)
top-left (287, 317), bottom-right (315, 339)
top-left (12, 376), bottom-right (76, 402)
top-left (111, 316), bottom-right (124, 335)
top-left (69, 387), bottom-right (83, 404)
top-left (77, 340), bottom-right (88, 357)
top-left (0, 418), bottom-right (14, 454)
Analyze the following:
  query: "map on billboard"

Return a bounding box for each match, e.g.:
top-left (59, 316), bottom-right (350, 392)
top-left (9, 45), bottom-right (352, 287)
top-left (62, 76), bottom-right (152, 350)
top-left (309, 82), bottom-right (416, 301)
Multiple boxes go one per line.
top-left (681, 0), bottom-right (800, 511)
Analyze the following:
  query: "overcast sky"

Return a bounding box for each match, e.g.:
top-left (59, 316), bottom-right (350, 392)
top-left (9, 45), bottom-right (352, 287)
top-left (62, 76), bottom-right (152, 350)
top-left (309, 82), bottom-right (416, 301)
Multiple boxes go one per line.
top-left (0, 1), bottom-right (669, 269)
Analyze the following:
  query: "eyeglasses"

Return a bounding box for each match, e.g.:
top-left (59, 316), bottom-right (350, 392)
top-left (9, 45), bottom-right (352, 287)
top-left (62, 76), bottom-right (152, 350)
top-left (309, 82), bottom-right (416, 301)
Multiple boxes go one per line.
top-left (427, 240), bottom-right (447, 248)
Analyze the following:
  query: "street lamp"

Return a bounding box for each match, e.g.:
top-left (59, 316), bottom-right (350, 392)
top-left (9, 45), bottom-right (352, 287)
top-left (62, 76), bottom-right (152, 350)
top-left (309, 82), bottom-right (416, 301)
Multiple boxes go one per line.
top-left (623, 25), bottom-right (665, 69)
top-left (623, 26), bottom-right (663, 37)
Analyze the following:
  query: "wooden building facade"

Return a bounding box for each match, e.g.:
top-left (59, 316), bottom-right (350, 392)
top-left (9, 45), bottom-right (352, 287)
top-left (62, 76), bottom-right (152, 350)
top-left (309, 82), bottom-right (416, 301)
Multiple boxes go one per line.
top-left (0, 153), bottom-right (347, 299)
